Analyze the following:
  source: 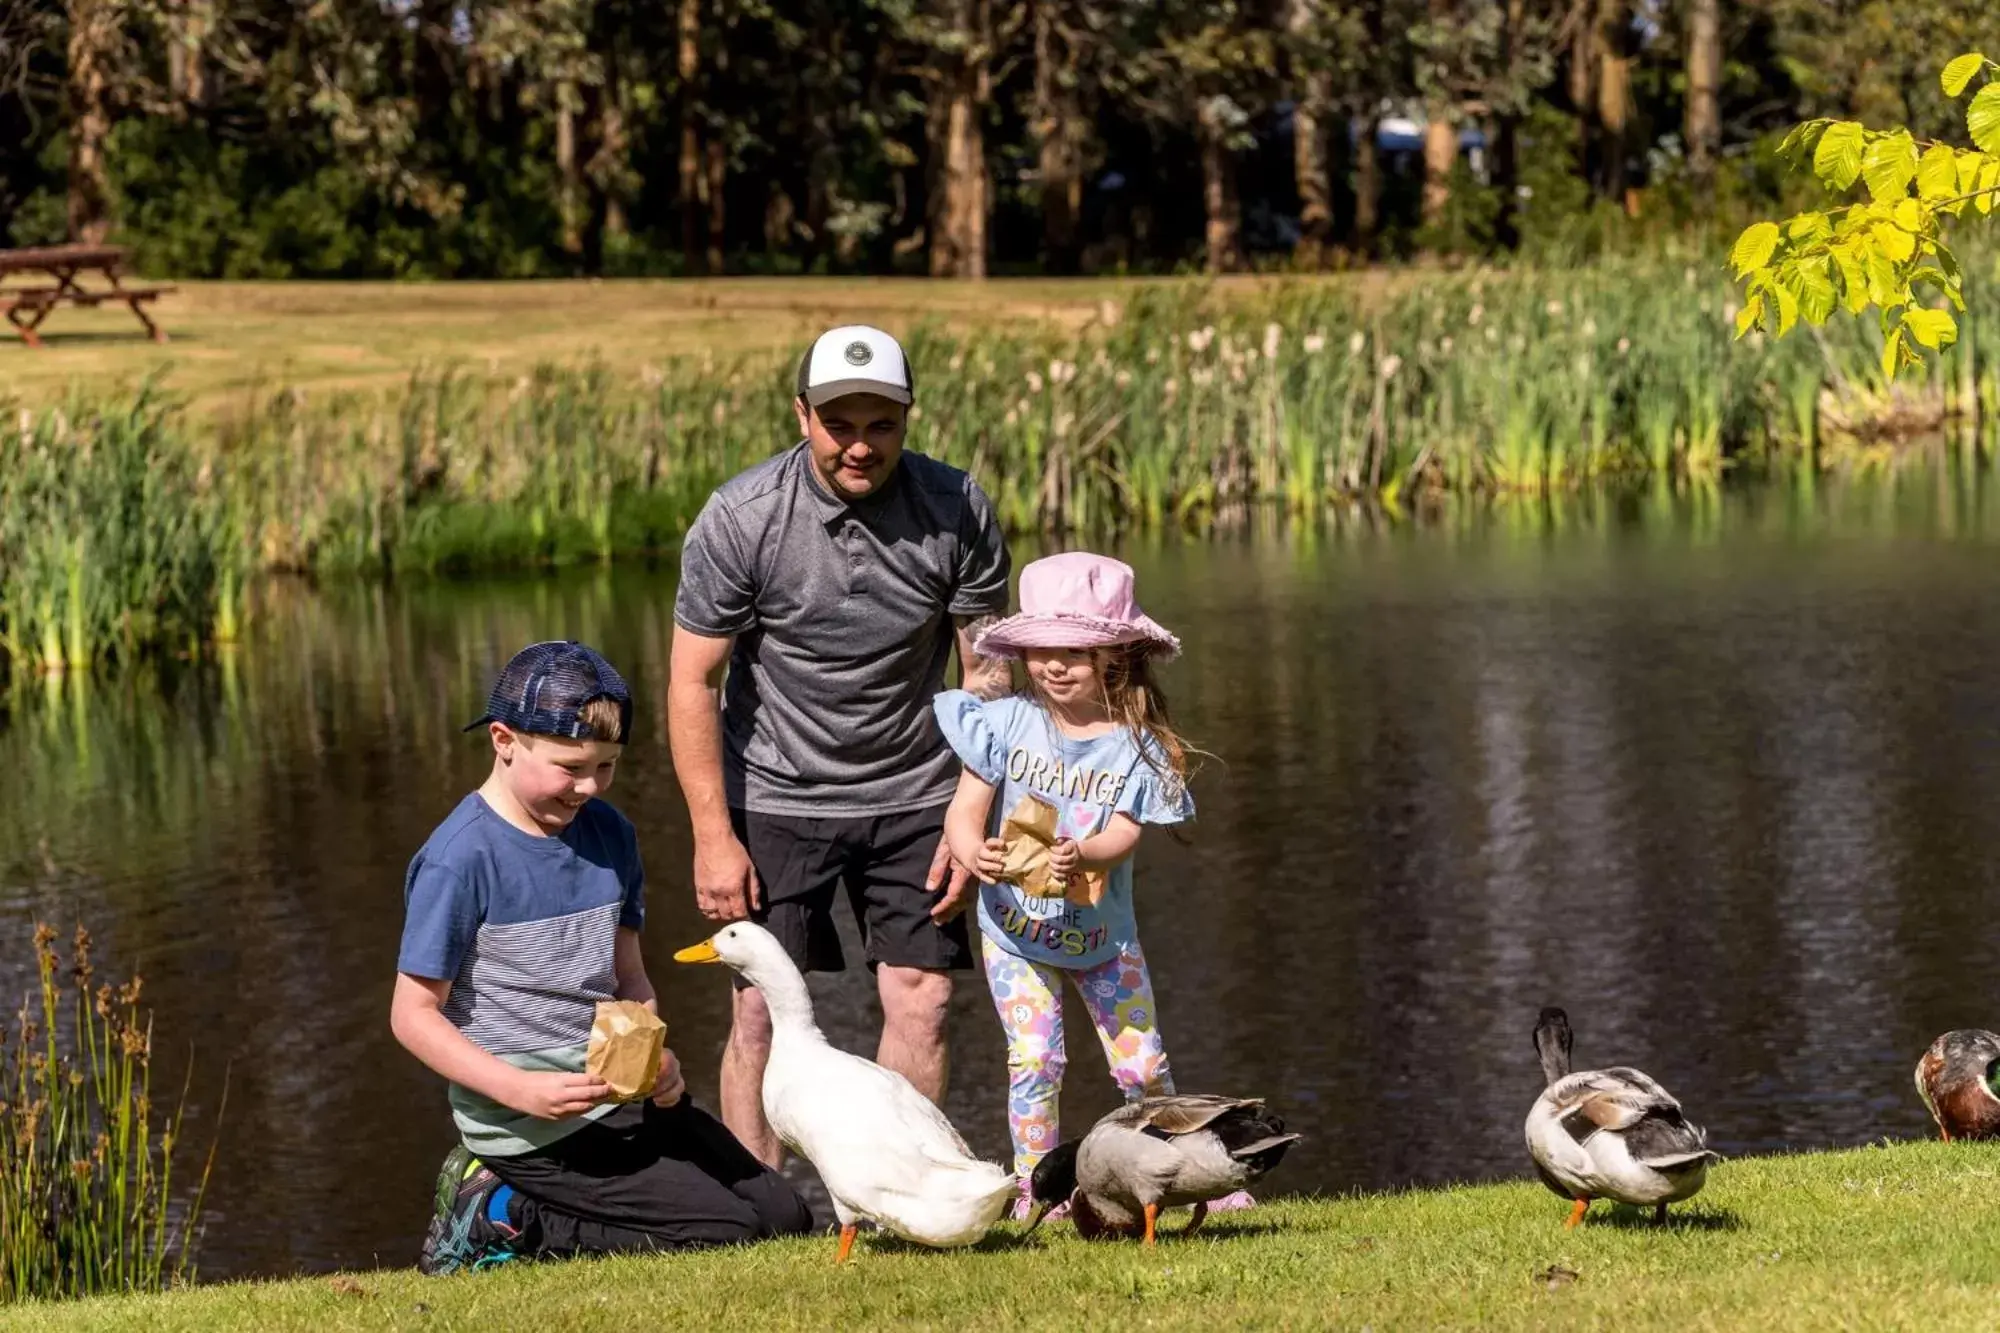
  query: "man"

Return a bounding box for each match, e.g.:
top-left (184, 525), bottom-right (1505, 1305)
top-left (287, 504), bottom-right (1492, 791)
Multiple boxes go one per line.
top-left (668, 324), bottom-right (1012, 1166)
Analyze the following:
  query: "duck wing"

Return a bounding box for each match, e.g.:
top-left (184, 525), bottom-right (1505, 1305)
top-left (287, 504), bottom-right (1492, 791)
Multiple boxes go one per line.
top-left (1127, 1094), bottom-right (1270, 1137)
top-left (1551, 1068), bottom-right (1715, 1167)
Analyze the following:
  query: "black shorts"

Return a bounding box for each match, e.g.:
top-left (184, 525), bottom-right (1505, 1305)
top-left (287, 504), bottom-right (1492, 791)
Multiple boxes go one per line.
top-left (731, 802), bottom-right (972, 981)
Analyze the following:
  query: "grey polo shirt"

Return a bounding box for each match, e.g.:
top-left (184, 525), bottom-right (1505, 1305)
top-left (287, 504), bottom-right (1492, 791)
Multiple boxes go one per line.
top-left (673, 442), bottom-right (1011, 817)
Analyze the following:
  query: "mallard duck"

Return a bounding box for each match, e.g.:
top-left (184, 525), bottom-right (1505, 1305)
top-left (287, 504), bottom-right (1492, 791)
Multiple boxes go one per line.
top-left (1023, 1094), bottom-right (1299, 1245)
top-left (1526, 1007), bottom-right (1719, 1227)
top-left (674, 923), bottom-right (1014, 1263)
top-left (1915, 1029), bottom-right (2000, 1141)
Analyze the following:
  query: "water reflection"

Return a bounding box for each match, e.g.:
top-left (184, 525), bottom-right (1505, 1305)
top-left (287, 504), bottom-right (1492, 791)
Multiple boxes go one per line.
top-left (5, 471), bottom-right (2000, 1278)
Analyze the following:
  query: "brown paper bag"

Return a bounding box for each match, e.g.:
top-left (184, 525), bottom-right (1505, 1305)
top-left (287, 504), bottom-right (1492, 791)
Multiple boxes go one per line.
top-left (997, 794), bottom-right (1106, 907)
top-left (586, 999), bottom-right (667, 1102)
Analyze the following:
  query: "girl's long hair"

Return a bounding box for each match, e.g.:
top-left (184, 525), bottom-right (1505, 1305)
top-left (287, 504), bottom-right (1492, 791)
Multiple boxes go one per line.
top-left (1097, 644), bottom-right (1200, 791)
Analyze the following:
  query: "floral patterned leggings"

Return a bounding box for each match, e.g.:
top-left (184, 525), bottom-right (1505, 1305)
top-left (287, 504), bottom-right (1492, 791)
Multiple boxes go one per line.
top-left (980, 933), bottom-right (1175, 1176)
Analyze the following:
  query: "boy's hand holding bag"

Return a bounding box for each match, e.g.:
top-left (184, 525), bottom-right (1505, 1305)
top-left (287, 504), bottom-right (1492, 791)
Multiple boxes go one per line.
top-left (586, 1000), bottom-right (668, 1102)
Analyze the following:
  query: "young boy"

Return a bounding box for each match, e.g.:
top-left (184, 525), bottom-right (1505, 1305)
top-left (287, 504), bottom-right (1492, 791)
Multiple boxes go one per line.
top-left (393, 640), bottom-right (813, 1275)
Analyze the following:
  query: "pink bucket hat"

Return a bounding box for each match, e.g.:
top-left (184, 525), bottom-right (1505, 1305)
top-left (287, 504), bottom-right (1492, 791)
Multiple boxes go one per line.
top-left (973, 552), bottom-right (1181, 660)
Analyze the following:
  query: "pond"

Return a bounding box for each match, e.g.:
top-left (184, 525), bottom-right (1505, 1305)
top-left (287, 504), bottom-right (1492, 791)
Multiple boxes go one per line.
top-left (4, 472), bottom-right (2000, 1280)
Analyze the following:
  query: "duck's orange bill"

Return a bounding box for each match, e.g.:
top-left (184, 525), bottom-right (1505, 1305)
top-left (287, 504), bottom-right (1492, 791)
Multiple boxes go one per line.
top-left (673, 940), bottom-right (721, 964)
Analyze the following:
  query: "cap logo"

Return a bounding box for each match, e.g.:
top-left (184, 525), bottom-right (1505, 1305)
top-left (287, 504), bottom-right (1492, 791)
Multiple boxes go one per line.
top-left (843, 340), bottom-right (873, 366)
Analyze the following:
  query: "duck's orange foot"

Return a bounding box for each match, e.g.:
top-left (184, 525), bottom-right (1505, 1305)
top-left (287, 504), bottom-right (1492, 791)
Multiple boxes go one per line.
top-left (1142, 1202), bottom-right (1159, 1247)
top-left (1565, 1198), bottom-right (1589, 1230)
top-left (835, 1223), bottom-right (857, 1264)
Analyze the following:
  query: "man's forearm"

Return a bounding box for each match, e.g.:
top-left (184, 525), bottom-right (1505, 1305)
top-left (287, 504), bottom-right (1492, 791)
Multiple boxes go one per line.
top-left (956, 614), bottom-right (1012, 700)
top-left (667, 681), bottom-right (734, 842)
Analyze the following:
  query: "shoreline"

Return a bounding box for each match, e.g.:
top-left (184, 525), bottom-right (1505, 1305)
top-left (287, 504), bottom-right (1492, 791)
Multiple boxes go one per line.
top-left (6, 1139), bottom-right (1986, 1331)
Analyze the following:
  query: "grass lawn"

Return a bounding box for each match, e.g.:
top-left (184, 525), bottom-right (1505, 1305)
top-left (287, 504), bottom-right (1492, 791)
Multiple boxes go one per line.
top-left (0, 274), bottom-right (1365, 409)
top-left (7, 1141), bottom-right (1996, 1331)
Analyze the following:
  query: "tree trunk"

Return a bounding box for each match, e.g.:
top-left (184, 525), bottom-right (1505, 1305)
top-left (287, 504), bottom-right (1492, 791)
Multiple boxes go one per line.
top-left (598, 82), bottom-right (628, 240)
top-left (1492, 0), bottom-right (1527, 248)
top-left (1196, 96), bottom-right (1243, 274)
top-left (705, 136), bottom-right (726, 274)
top-left (1421, 110), bottom-right (1457, 230)
top-left (1568, 0), bottom-right (1595, 172)
top-left (556, 80), bottom-right (582, 256)
top-left (678, 0), bottom-right (705, 273)
top-left (1351, 114), bottom-right (1381, 252)
top-left (1594, 0), bottom-right (1631, 202)
top-left (166, 0), bottom-right (210, 110)
top-left (1033, 0), bottom-right (1083, 275)
top-left (65, 0), bottom-right (116, 244)
top-left (1288, 0), bottom-right (1333, 264)
top-left (1685, 0), bottom-right (1720, 200)
top-left (927, 0), bottom-right (990, 279)
top-left (1420, 0), bottom-right (1457, 233)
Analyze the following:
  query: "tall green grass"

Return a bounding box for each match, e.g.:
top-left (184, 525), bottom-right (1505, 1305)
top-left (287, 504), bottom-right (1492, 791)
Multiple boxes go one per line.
top-left (1, 925), bottom-right (216, 1302)
top-left (2, 251), bottom-right (1996, 675)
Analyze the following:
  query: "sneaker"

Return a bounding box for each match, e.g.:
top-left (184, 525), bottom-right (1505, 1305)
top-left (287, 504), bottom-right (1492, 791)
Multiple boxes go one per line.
top-left (417, 1144), bottom-right (523, 1276)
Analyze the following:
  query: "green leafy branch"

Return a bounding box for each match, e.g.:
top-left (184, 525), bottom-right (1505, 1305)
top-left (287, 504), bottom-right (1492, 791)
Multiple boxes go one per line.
top-left (1730, 53), bottom-right (2000, 378)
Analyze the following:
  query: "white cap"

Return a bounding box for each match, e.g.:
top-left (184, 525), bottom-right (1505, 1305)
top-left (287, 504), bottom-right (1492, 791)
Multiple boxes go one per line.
top-left (795, 325), bottom-right (915, 407)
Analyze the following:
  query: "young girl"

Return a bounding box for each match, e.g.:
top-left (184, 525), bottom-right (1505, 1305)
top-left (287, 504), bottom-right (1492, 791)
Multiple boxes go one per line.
top-left (934, 551), bottom-right (1248, 1219)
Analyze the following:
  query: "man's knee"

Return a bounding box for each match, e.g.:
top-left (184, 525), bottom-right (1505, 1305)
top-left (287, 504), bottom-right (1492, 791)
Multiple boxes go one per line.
top-left (878, 965), bottom-right (952, 1038)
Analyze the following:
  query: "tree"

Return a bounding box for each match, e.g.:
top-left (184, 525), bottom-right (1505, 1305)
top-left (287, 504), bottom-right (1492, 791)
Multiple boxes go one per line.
top-left (64, 0), bottom-right (120, 242)
top-left (910, 0), bottom-right (1016, 278)
top-left (1731, 53), bottom-right (2000, 377)
top-left (1684, 0), bottom-right (1720, 198)
top-left (1136, 0), bottom-right (1277, 273)
top-left (1286, 0), bottom-right (1334, 261)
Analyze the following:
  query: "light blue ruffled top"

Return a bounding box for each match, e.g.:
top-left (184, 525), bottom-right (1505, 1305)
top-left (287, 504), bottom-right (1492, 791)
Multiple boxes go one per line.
top-left (932, 690), bottom-right (1193, 970)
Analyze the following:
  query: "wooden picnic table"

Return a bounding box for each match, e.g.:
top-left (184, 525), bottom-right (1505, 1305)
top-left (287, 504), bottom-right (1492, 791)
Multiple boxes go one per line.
top-left (0, 244), bottom-right (175, 348)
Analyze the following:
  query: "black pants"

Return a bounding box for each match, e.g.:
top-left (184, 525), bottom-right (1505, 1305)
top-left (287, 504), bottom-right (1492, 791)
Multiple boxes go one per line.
top-left (484, 1099), bottom-right (814, 1257)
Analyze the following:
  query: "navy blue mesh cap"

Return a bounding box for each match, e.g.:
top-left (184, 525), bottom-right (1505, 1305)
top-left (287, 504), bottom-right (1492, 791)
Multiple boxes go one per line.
top-left (463, 641), bottom-right (633, 744)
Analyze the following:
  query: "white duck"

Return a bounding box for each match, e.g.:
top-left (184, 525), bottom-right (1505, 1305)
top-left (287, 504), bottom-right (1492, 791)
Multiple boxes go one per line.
top-left (1525, 1007), bottom-right (1720, 1227)
top-left (674, 922), bottom-right (1015, 1262)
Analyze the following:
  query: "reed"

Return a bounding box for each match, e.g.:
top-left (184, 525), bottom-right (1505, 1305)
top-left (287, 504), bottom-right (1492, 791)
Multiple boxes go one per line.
top-left (0, 924), bottom-right (216, 1303)
top-left (1, 250), bottom-right (1995, 675)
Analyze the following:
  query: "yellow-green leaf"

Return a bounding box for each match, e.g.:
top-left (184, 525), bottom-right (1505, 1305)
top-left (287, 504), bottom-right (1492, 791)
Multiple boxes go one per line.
top-left (1795, 258), bottom-right (1837, 324)
top-left (1918, 144), bottom-right (1958, 201)
top-left (1863, 132), bottom-right (1919, 201)
top-left (1787, 212), bottom-right (1833, 243)
top-left (1865, 247), bottom-right (1902, 306)
top-left (1730, 222), bottom-right (1781, 276)
top-left (1780, 119), bottom-right (1833, 162)
top-left (1871, 221), bottom-right (1916, 263)
top-left (1911, 265), bottom-right (1966, 310)
top-left (1956, 150), bottom-right (1987, 195)
top-left (1734, 295), bottom-right (1763, 338)
top-left (1903, 308), bottom-right (1958, 351)
top-left (1881, 326), bottom-right (1905, 380)
top-left (1772, 277), bottom-right (1801, 336)
top-left (1980, 159), bottom-right (2000, 215)
top-left (1814, 122), bottom-right (1866, 191)
top-left (1892, 198), bottom-right (1925, 232)
top-left (1943, 53), bottom-right (1988, 99)
top-left (1832, 245), bottom-right (1870, 313)
top-left (1972, 85), bottom-right (2000, 155)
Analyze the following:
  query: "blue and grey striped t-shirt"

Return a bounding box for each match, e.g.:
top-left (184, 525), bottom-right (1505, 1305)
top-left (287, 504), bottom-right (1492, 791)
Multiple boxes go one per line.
top-left (398, 792), bottom-right (644, 1157)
